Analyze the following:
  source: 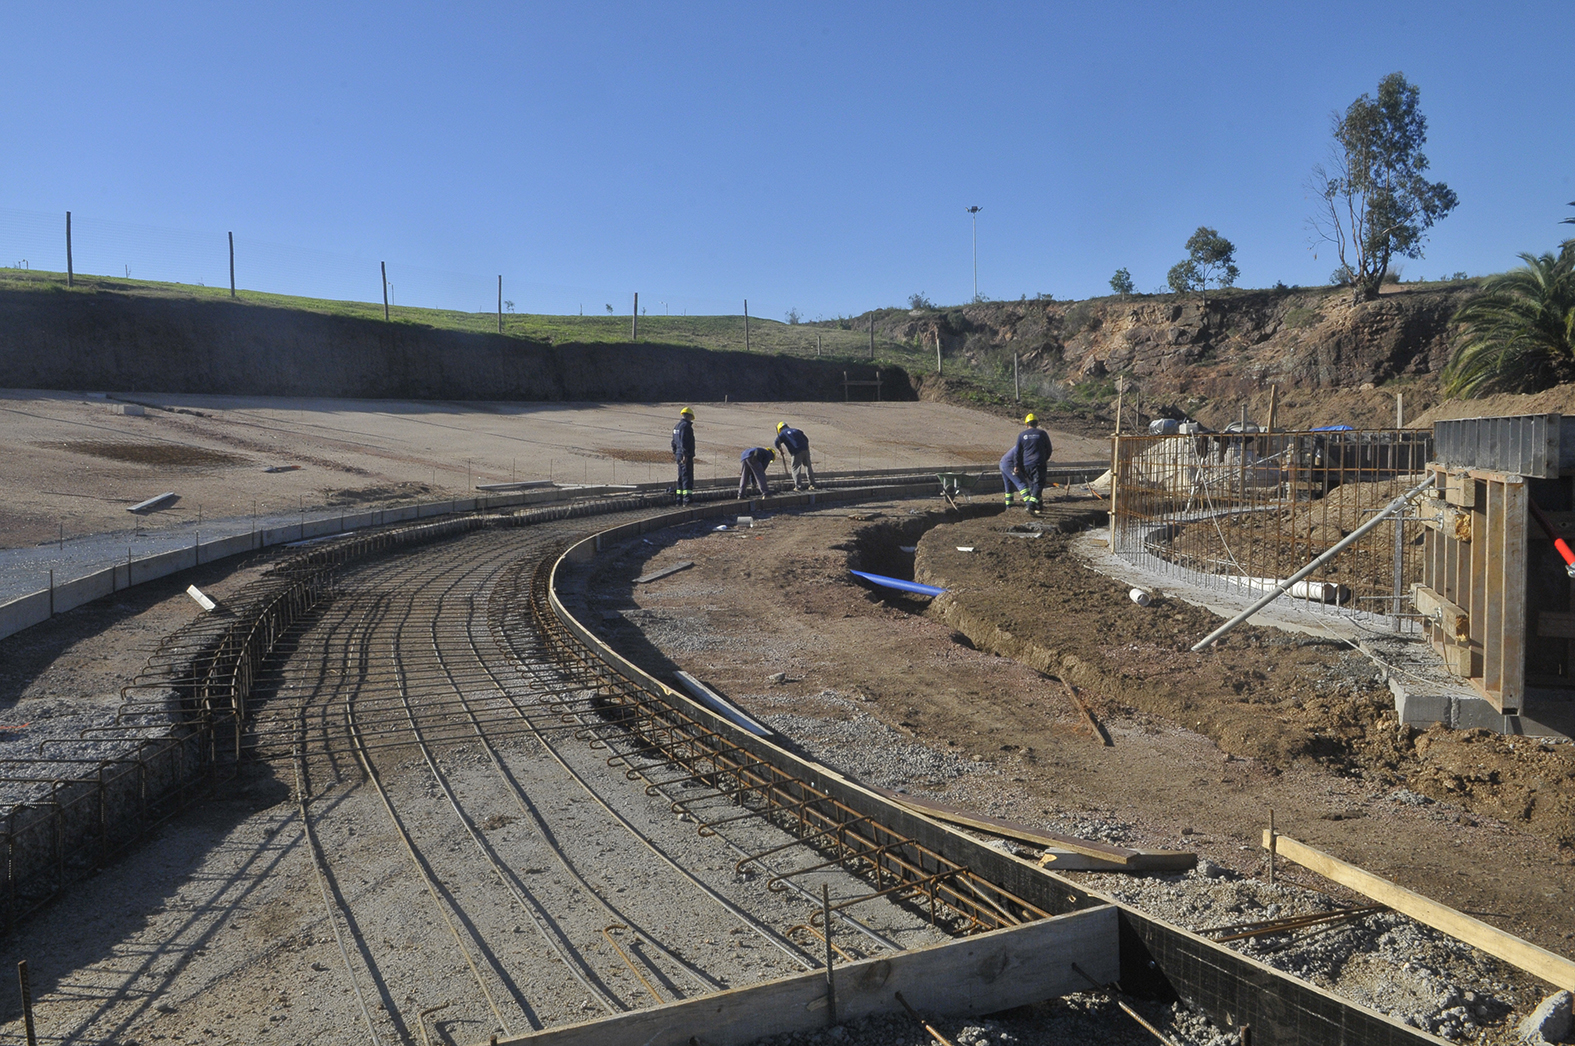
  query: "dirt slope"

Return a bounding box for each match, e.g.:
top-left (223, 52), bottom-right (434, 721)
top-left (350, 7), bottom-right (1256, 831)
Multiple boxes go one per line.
top-left (866, 283), bottom-right (1478, 432)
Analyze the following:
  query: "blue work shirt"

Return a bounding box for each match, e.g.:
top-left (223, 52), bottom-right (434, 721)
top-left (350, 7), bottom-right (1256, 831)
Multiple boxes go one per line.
top-left (672, 418), bottom-right (694, 460)
top-left (741, 447), bottom-right (773, 469)
top-left (1013, 427), bottom-right (1052, 472)
top-left (774, 426), bottom-right (809, 456)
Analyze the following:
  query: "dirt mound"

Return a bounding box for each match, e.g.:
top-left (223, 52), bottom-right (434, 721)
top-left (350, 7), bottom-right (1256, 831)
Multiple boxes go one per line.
top-left (915, 509), bottom-right (1575, 853)
top-left (49, 440), bottom-right (248, 468)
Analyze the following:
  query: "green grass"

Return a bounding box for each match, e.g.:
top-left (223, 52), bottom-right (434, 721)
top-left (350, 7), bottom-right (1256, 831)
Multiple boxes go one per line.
top-left (0, 267), bottom-right (931, 368)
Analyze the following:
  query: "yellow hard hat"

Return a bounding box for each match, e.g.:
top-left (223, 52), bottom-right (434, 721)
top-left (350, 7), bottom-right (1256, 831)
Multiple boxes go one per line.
top-left (776, 421), bottom-right (787, 432)
top-left (1024, 412), bottom-right (1037, 424)
top-left (768, 449), bottom-right (776, 460)
top-left (680, 406), bottom-right (694, 417)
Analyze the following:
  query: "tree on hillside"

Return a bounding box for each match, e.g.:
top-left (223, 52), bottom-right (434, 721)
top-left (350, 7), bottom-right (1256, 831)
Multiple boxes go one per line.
top-left (1166, 227), bottom-right (1238, 307)
top-left (1309, 72), bottom-right (1458, 304)
top-left (1109, 268), bottom-right (1134, 297)
top-left (1442, 251), bottom-right (1575, 396)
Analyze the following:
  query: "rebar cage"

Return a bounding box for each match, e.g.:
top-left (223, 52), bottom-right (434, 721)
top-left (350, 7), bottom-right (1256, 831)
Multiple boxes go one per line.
top-left (1112, 429), bottom-right (1434, 627)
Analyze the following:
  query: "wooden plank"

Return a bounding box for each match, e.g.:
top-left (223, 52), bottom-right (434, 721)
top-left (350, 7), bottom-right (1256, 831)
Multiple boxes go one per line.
top-left (126, 492), bottom-right (179, 514)
top-left (1443, 471), bottom-right (1476, 508)
top-left (632, 560), bottom-right (694, 584)
top-left (1411, 584), bottom-right (1469, 644)
top-left (1484, 481), bottom-right (1505, 701)
top-left (1501, 478), bottom-right (1527, 712)
top-left (1470, 486), bottom-right (1488, 686)
top-left (867, 787), bottom-right (1191, 870)
top-left (1264, 832), bottom-right (1575, 992)
top-left (496, 906), bottom-right (1120, 1046)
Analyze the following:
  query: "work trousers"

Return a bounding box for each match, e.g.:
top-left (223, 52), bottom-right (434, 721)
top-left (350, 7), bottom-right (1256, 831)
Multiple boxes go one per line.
top-left (1001, 463), bottom-right (1027, 504)
top-left (738, 458), bottom-right (771, 498)
top-left (787, 450), bottom-right (817, 489)
top-left (1023, 464), bottom-right (1046, 505)
top-left (675, 456), bottom-right (693, 501)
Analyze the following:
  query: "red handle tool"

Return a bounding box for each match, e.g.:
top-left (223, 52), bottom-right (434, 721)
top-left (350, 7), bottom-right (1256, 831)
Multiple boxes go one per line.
top-left (1529, 499), bottom-right (1575, 578)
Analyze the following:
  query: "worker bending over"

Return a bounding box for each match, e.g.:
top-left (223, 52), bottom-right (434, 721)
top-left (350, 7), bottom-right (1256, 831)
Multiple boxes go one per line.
top-left (773, 421), bottom-right (818, 491)
top-left (999, 445), bottom-right (1028, 506)
top-left (1013, 412), bottom-right (1053, 515)
top-left (738, 446), bottom-right (775, 499)
top-left (672, 407), bottom-right (696, 505)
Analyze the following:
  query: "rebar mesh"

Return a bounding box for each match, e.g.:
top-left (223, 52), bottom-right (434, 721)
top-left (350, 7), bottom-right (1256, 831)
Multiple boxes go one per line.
top-left (1112, 429), bottom-right (1434, 627)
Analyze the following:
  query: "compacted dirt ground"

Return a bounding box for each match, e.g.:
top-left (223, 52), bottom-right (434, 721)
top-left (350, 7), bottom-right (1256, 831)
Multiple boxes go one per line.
top-left (561, 492), bottom-right (1575, 1039)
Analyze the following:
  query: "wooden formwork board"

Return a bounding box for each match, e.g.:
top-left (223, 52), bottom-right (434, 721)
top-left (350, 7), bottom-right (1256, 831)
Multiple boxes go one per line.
top-left (1420, 466), bottom-right (1527, 713)
top-left (494, 906), bottom-right (1120, 1046)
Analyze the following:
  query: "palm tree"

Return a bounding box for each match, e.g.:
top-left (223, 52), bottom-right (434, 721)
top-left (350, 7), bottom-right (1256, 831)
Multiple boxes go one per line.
top-left (1441, 251), bottom-right (1575, 396)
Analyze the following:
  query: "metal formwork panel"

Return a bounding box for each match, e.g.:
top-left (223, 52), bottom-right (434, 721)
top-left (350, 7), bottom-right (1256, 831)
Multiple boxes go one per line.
top-left (1432, 414), bottom-right (1565, 479)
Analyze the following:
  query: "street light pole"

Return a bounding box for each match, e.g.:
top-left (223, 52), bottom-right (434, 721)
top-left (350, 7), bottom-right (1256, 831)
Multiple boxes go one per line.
top-left (966, 205), bottom-right (982, 301)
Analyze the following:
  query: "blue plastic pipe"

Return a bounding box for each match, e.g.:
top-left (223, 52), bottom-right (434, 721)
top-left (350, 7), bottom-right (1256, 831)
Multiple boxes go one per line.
top-left (849, 570), bottom-right (945, 597)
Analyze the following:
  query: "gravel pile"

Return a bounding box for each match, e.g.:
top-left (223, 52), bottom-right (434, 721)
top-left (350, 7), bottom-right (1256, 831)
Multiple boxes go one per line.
top-left (1080, 862), bottom-right (1529, 1042)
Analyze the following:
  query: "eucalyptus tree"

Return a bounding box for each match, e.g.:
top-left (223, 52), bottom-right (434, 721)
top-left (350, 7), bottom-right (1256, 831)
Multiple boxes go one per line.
top-left (1309, 72), bottom-right (1457, 303)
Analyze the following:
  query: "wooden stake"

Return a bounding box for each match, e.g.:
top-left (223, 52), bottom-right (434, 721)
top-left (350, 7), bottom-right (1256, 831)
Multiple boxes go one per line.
top-left (497, 275), bottom-right (502, 334)
top-left (229, 231), bottom-right (236, 297)
top-left (1014, 352), bottom-right (1020, 402)
top-left (743, 299), bottom-right (749, 351)
top-left (1396, 391), bottom-right (1405, 428)
top-left (936, 332), bottom-right (942, 376)
top-left (869, 314), bottom-right (875, 359)
top-left (1266, 384), bottom-right (1278, 433)
top-left (18, 960), bottom-right (35, 1046)
top-left (381, 262), bottom-right (389, 321)
top-left (65, 211), bottom-right (73, 287)
top-left (1267, 809), bottom-right (1275, 886)
top-left (1114, 377), bottom-right (1125, 435)
top-left (632, 291), bottom-right (638, 341)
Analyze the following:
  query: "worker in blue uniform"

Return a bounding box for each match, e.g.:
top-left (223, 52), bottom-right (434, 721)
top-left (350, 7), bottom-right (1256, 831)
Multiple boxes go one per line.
top-left (999, 446), bottom-right (1028, 506)
top-left (773, 421), bottom-right (818, 491)
top-left (672, 407), bottom-right (695, 504)
top-left (738, 446), bottom-right (775, 499)
top-left (1012, 412), bottom-right (1053, 515)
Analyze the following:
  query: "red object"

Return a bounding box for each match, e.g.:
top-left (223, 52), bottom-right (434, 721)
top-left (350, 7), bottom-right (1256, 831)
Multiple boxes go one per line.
top-left (1529, 499), bottom-right (1575, 577)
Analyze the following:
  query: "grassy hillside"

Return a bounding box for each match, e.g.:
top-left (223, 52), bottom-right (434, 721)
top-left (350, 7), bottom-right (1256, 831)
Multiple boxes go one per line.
top-left (0, 267), bottom-right (930, 369)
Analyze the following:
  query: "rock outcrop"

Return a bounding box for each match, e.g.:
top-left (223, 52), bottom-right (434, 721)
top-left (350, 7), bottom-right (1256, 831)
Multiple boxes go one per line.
top-left (876, 283), bottom-right (1476, 430)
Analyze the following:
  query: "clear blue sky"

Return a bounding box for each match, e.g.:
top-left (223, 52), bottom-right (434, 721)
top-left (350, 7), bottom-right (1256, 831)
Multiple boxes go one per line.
top-left (3, 2), bottom-right (1572, 320)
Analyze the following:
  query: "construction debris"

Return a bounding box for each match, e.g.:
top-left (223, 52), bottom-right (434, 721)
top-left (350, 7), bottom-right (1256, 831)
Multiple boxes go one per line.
top-left (184, 585), bottom-right (218, 612)
top-left (632, 561), bottom-right (694, 584)
top-left (126, 492), bottom-right (179, 514)
top-left (1519, 990), bottom-right (1573, 1044)
top-left (1052, 674), bottom-right (1113, 746)
top-left (871, 785), bottom-right (1193, 871)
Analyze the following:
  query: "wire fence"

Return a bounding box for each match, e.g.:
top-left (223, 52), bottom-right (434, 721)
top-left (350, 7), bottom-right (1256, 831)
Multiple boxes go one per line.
top-left (0, 205), bottom-right (836, 322)
top-left (1111, 428), bottom-right (1435, 628)
top-left (0, 205), bottom-right (931, 365)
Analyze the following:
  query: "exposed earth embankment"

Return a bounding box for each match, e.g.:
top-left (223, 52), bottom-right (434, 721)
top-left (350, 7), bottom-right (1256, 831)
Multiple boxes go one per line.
top-left (0, 286), bottom-right (914, 402)
top-left (860, 283), bottom-right (1479, 431)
